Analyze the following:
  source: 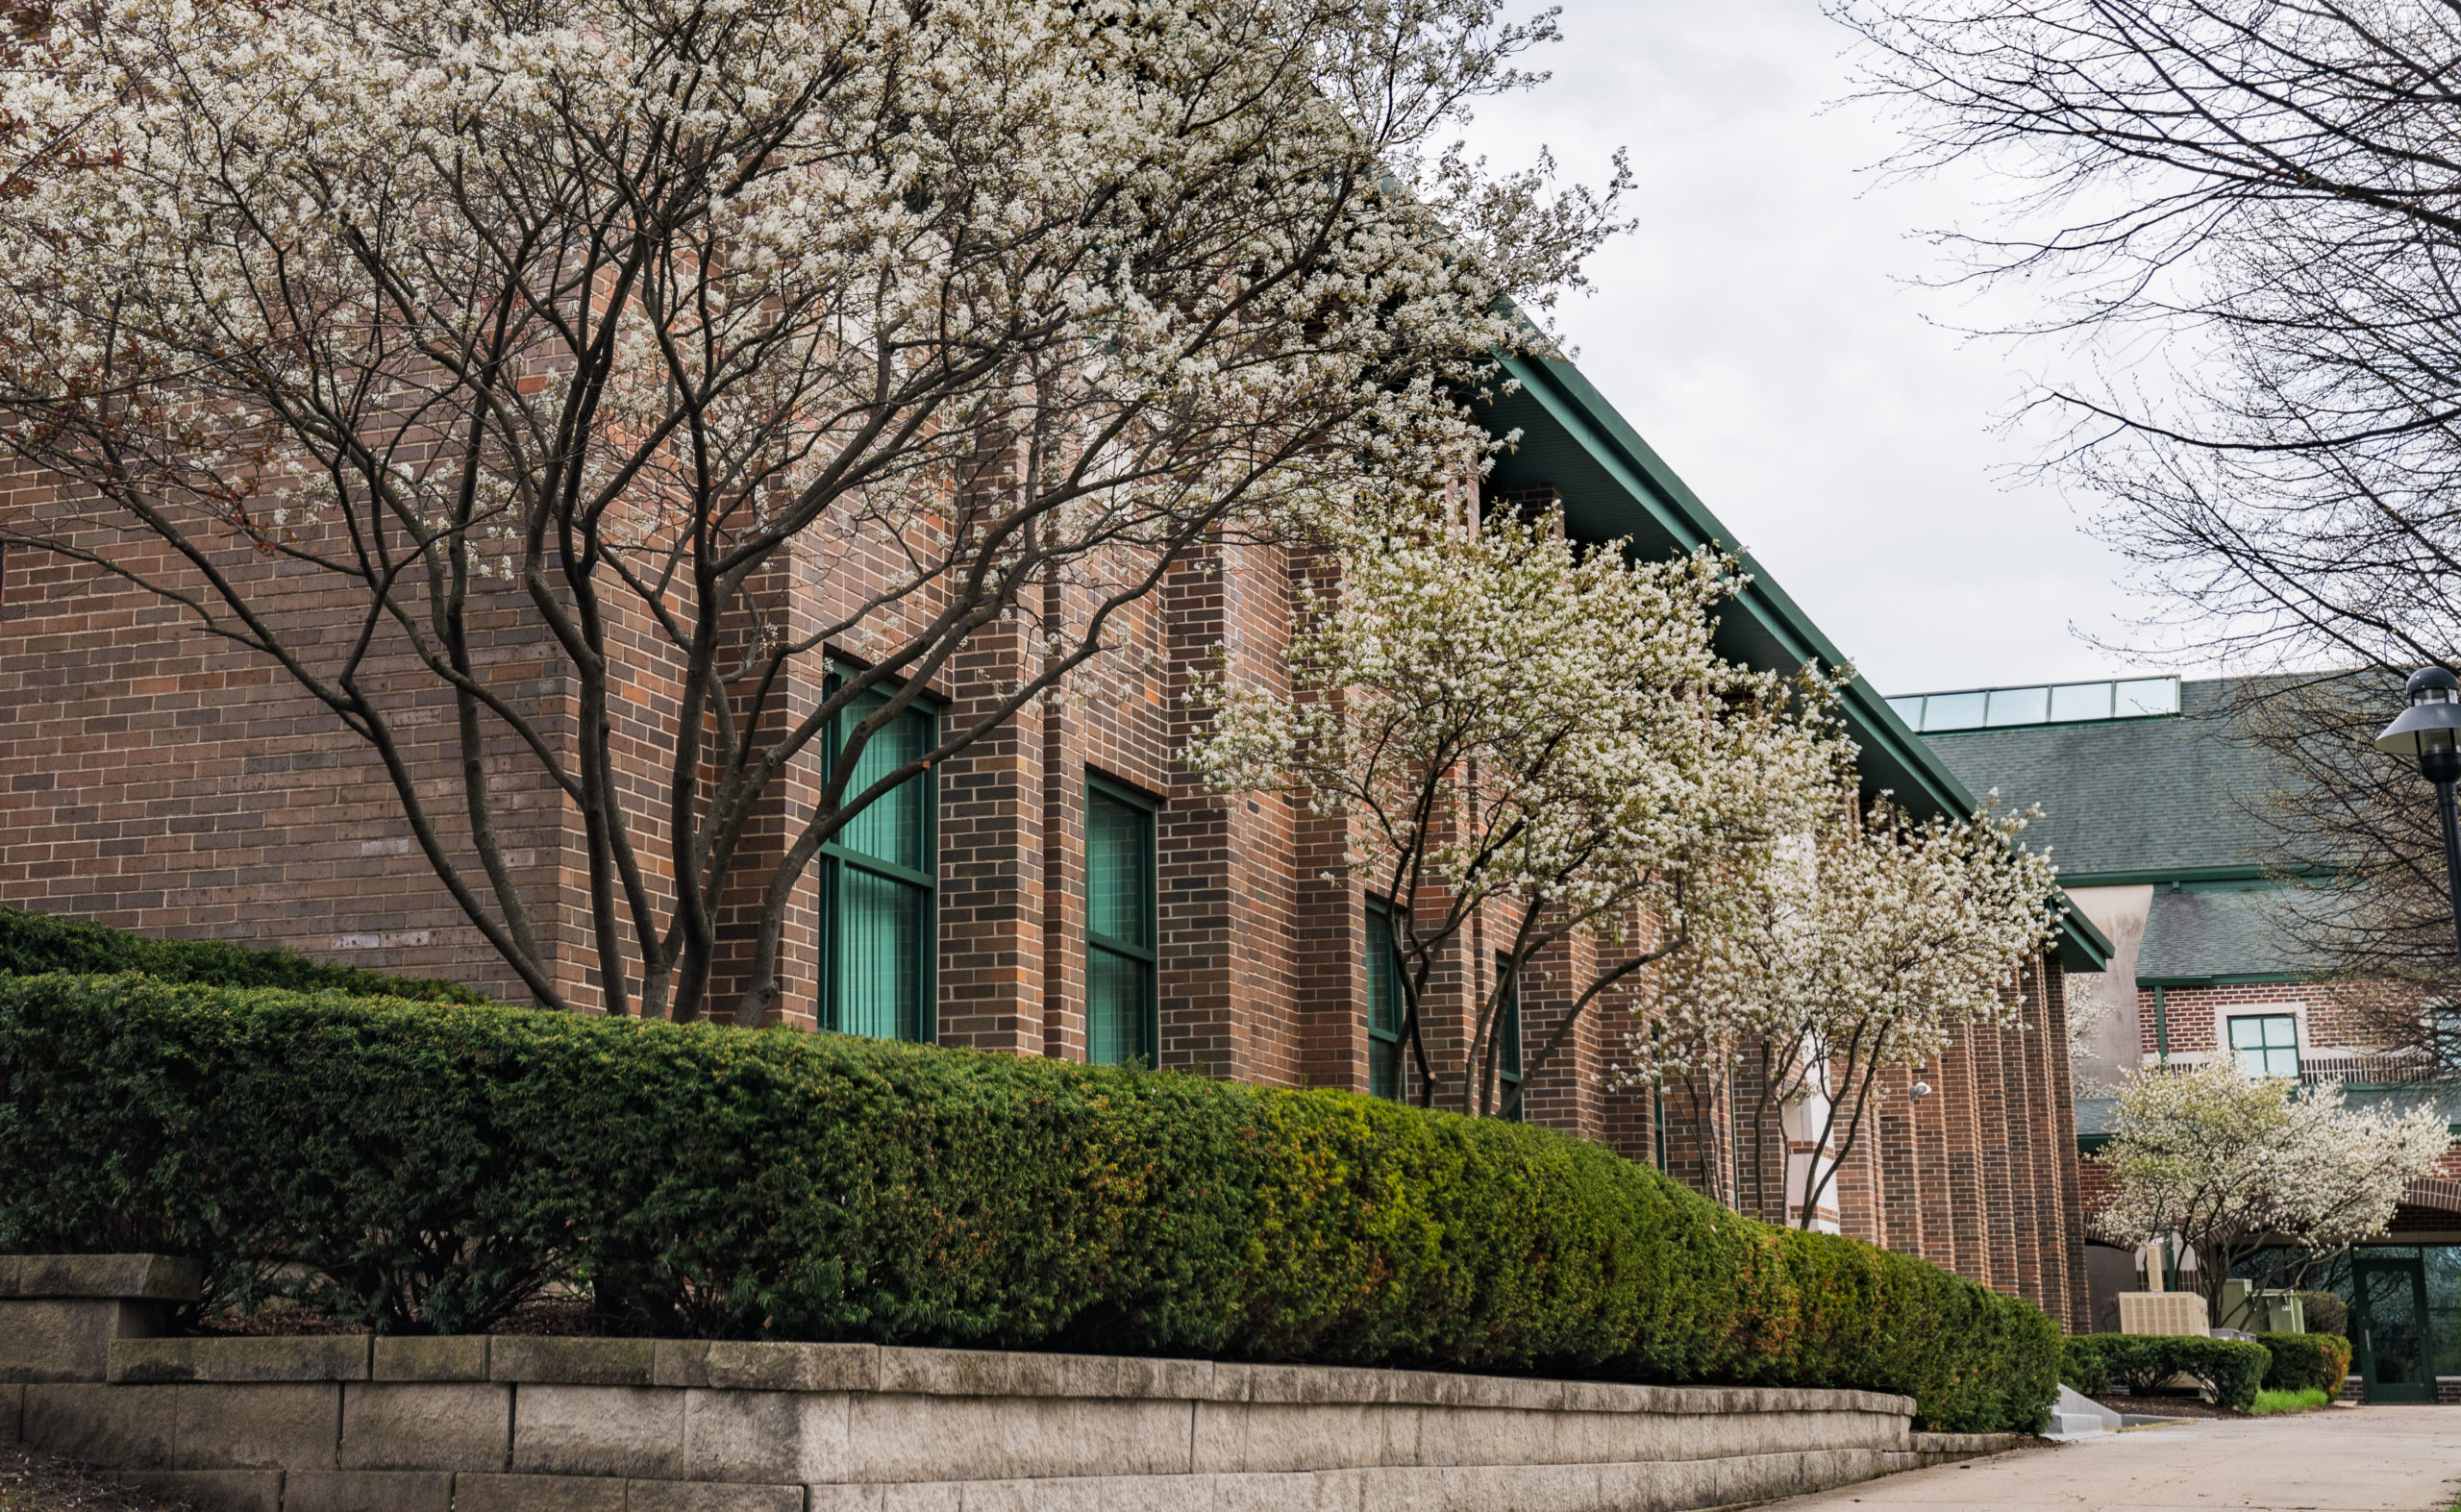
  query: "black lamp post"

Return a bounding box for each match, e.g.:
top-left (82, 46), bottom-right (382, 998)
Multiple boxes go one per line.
top-left (2374, 666), bottom-right (2461, 961)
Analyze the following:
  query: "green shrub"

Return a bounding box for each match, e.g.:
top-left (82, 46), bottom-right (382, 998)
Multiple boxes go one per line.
top-left (2250, 1386), bottom-right (2328, 1416)
top-left (0, 905), bottom-right (483, 1004)
top-left (2296, 1290), bottom-right (2348, 1338)
top-left (0, 973), bottom-right (2061, 1431)
top-left (2258, 1332), bottom-right (2350, 1395)
top-left (2061, 1333), bottom-right (2272, 1413)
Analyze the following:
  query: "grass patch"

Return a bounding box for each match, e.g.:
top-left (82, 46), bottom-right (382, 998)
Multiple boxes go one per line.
top-left (2249, 1387), bottom-right (2329, 1416)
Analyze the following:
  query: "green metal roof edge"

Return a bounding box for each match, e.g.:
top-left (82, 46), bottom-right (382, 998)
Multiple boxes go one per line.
top-left (2135, 972), bottom-right (2308, 988)
top-left (2058, 865), bottom-right (2282, 888)
top-left (1494, 352), bottom-right (2112, 975)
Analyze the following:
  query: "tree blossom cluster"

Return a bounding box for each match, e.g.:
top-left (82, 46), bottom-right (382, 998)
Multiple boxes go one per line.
top-left (0, 0), bottom-right (1621, 1017)
top-left (2096, 1059), bottom-right (2449, 1321)
top-left (1190, 508), bottom-right (2060, 1172)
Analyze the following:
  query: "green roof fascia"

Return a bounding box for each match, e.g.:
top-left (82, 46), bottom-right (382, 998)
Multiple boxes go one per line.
top-left (1487, 353), bottom-right (2113, 975)
top-left (2060, 865), bottom-right (2321, 889)
top-left (2134, 971), bottom-right (2308, 989)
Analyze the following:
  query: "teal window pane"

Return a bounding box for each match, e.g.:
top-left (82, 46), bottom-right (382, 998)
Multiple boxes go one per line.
top-left (1985, 686), bottom-right (2050, 726)
top-left (1366, 907), bottom-right (1402, 1035)
top-left (835, 866), bottom-right (923, 1040)
top-left (2229, 1014), bottom-right (2299, 1078)
top-left (2050, 682), bottom-right (2113, 722)
top-left (1086, 791), bottom-right (1151, 948)
top-left (1367, 903), bottom-right (1403, 1100)
top-left (2116, 678), bottom-right (2180, 716)
top-left (837, 693), bottom-right (928, 870)
top-left (1088, 947), bottom-right (1151, 1067)
top-left (1922, 691), bottom-right (1986, 731)
top-left (1497, 958), bottom-right (1523, 1123)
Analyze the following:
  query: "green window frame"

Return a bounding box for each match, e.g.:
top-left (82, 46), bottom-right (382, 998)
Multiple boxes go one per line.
top-left (1495, 954), bottom-right (1524, 1122)
top-left (1366, 900), bottom-right (1405, 1100)
top-left (819, 678), bottom-right (937, 1042)
top-left (1084, 776), bottom-right (1157, 1067)
top-left (2228, 1013), bottom-right (2299, 1078)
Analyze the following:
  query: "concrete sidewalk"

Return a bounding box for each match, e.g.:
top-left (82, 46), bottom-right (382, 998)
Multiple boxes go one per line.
top-left (1755, 1405), bottom-right (2461, 1511)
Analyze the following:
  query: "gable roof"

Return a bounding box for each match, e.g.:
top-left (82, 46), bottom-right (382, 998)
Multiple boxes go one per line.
top-left (2135, 882), bottom-right (2315, 984)
top-left (1478, 353), bottom-right (2112, 972)
top-left (1917, 678), bottom-right (2288, 885)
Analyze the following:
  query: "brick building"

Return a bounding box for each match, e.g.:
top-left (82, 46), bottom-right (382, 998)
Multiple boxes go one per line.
top-left (1907, 674), bottom-right (2461, 1396)
top-left (1, 349), bottom-right (2107, 1331)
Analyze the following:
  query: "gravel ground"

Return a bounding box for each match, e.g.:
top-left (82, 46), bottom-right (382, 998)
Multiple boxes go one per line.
top-left (0, 1450), bottom-right (186, 1512)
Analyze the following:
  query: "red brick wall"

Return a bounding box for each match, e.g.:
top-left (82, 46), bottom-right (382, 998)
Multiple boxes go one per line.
top-left (1, 479), bottom-right (2090, 1325)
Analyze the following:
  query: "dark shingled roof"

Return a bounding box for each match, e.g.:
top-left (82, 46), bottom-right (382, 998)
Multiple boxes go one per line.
top-left (2136, 884), bottom-right (2314, 982)
top-left (1918, 678), bottom-right (2288, 881)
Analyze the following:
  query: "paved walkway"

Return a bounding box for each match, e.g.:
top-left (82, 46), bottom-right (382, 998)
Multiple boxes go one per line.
top-left (1758, 1406), bottom-right (2461, 1512)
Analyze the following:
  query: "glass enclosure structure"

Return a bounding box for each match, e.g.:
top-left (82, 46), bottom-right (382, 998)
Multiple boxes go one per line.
top-left (1888, 676), bottom-right (2181, 734)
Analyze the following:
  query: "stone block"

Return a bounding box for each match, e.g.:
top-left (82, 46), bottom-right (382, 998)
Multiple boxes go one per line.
top-left (924, 1476), bottom-right (1102, 1512)
top-left (372, 1337), bottom-right (489, 1383)
top-left (0, 1299), bottom-right (163, 1382)
top-left (112, 1335), bottom-right (370, 1383)
top-left (12, 1255), bottom-right (200, 1302)
top-left (1100, 1474), bottom-right (1361, 1512)
top-left (22, 1382), bottom-right (177, 1467)
top-left (875, 1486), bottom-right (959, 1512)
top-left (1055, 1354), bottom-right (1216, 1403)
top-left (804, 1488), bottom-right (886, 1512)
top-left (284, 1470), bottom-right (456, 1512)
top-left (453, 1475), bottom-right (628, 1512)
top-left (339, 1382), bottom-right (511, 1471)
top-left (1192, 1402), bottom-right (1388, 1475)
top-left (2, 1381), bottom-right (22, 1442)
top-left (0, 1259), bottom-right (18, 1298)
top-left (174, 1382), bottom-right (341, 1470)
top-left (686, 1342), bottom-right (879, 1395)
top-left (512, 1385), bottom-right (684, 1477)
top-left (113, 1469), bottom-right (281, 1512)
top-left (845, 1394), bottom-right (1192, 1484)
top-left (681, 1389), bottom-right (849, 1483)
top-left (622, 1479), bottom-right (803, 1512)
top-left (491, 1339), bottom-right (656, 1387)
top-left (874, 1349), bottom-right (1068, 1400)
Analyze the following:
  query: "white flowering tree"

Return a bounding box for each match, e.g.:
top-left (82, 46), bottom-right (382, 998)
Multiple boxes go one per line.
top-left (2097, 1060), bottom-right (2449, 1326)
top-left (0, 0), bottom-right (1628, 1019)
top-left (1629, 799), bottom-right (2061, 1225)
top-left (1187, 511), bottom-right (1844, 1117)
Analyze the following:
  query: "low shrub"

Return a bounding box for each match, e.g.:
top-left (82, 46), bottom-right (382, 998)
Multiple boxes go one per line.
top-left (0, 905), bottom-right (482, 1004)
top-left (0, 972), bottom-right (2060, 1432)
top-left (2296, 1290), bottom-right (2348, 1338)
top-left (2250, 1386), bottom-right (2329, 1416)
top-left (2257, 1332), bottom-right (2350, 1395)
top-left (2061, 1333), bottom-right (2272, 1413)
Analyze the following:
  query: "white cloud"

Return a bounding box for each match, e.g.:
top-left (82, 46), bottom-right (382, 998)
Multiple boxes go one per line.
top-left (1455, 0), bottom-right (2175, 696)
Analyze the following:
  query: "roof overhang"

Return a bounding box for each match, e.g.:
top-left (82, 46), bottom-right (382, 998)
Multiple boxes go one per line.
top-left (1479, 352), bottom-right (2112, 976)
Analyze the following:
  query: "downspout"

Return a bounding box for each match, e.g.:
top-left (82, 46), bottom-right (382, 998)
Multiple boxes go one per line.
top-left (2154, 985), bottom-right (2169, 1067)
top-left (1653, 1084), bottom-right (1667, 1173)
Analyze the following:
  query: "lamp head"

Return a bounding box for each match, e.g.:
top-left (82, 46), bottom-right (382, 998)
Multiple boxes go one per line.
top-left (2377, 666), bottom-right (2461, 781)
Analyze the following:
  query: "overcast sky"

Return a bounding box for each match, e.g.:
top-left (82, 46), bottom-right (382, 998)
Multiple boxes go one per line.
top-left (1451, 0), bottom-right (2173, 700)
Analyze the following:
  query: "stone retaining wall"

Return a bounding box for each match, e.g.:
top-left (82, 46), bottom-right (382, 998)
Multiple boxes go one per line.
top-left (0, 1256), bottom-right (2022, 1512)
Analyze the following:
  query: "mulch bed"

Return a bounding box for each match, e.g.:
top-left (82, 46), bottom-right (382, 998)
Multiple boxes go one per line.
top-left (0, 1450), bottom-right (187, 1512)
top-left (2090, 1393), bottom-right (2246, 1421)
top-left (193, 1296), bottom-right (601, 1337)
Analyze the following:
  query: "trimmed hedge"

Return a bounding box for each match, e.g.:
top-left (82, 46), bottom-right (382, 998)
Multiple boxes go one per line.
top-left (0, 972), bottom-right (2060, 1431)
top-left (2258, 1332), bottom-right (2350, 1395)
top-left (2061, 1333), bottom-right (2272, 1413)
top-left (0, 905), bottom-right (483, 1004)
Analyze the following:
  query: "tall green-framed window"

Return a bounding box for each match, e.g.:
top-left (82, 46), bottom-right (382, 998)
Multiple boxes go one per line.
top-left (820, 681), bottom-right (935, 1041)
top-left (1085, 778), bottom-right (1156, 1067)
top-left (1495, 954), bottom-right (1524, 1122)
top-left (1366, 900), bottom-right (1405, 1100)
